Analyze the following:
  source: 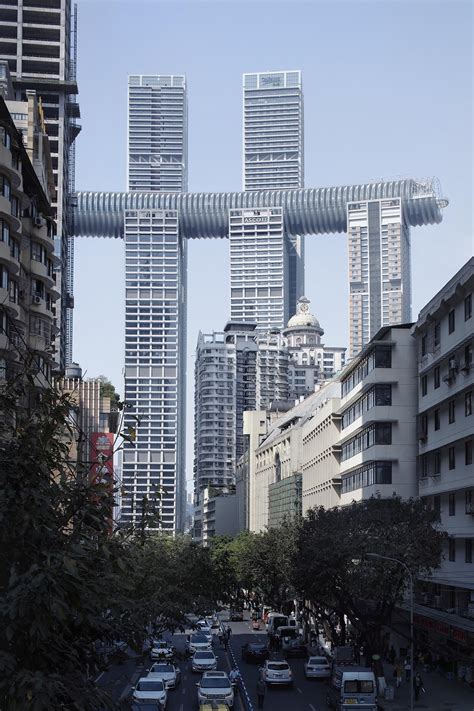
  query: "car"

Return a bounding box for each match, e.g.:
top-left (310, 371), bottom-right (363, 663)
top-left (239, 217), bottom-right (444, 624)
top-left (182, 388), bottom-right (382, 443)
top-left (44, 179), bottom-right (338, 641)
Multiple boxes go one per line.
top-left (196, 671), bottom-right (235, 707)
top-left (195, 621), bottom-right (213, 643)
top-left (147, 662), bottom-right (181, 688)
top-left (186, 633), bottom-right (212, 655)
top-left (132, 677), bottom-right (168, 708)
top-left (241, 642), bottom-right (269, 664)
top-left (192, 650), bottom-right (218, 673)
top-left (285, 637), bottom-right (308, 659)
top-left (229, 609), bottom-right (244, 621)
top-left (259, 660), bottom-right (293, 686)
top-left (199, 703), bottom-right (230, 711)
top-left (132, 703), bottom-right (164, 711)
top-left (150, 639), bottom-right (175, 662)
top-left (210, 615), bottom-right (220, 629)
top-left (304, 655), bottom-right (331, 679)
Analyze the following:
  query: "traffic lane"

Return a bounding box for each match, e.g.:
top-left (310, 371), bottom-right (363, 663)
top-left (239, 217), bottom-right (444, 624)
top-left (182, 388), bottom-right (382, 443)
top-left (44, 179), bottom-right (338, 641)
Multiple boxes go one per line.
top-left (226, 625), bottom-right (329, 711)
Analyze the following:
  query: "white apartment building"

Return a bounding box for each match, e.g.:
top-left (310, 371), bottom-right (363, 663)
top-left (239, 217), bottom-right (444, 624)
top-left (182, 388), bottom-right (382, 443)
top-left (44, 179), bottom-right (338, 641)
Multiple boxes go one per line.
top-left (414, 258), bottom-right (473, 625)
top-left (127, 74), bottom-right (187, 192)
top-left (339, 324), bottom-right (418, 504)
top-left (347, 198), bottom-right (411, 358)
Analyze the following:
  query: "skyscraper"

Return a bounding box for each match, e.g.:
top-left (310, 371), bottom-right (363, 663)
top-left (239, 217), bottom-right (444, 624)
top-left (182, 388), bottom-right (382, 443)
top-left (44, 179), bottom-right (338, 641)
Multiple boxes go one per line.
top-left (0, 0), bottom-right (81, 369)
top-left (242, 70), bottom-right (304, 327)
top-left (347, 198), bottom-right (411, 358)
top-left (122, 75), bottom-right (188, 532)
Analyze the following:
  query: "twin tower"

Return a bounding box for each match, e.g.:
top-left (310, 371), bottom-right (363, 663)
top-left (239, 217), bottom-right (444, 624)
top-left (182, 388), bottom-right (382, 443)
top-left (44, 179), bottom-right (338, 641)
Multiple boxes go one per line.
top-left (74, 72), bottom-right (447, 533)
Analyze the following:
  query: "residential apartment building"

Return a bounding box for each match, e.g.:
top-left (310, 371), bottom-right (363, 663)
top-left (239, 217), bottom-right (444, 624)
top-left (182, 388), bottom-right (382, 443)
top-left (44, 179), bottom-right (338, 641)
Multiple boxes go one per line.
top-left (122, 75), bottom-right (188, 533)
top-left (414, 258), bottom-right (473, 652)
top-left (0, 93), bottom-right (57, 387)
top-left (0, 1), bottom-right (81, 368)
top-left (242, 70), bottom-right (304, 326)
top-left (193, 485), bottom-right (239, 546)
top-left (347, 198), bottom-right (411, 358)
top-left (339, 324), bottom-right (418, 504)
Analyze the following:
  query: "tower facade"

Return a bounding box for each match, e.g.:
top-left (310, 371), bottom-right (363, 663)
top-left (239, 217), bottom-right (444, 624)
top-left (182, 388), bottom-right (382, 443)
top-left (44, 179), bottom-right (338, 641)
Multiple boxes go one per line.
top-left (347, 198), bottom-right (411, 358)
top-left (123, 75), bottom-right (188, 533)
top-left (242, 70), bottom-right (304, 327)
top-left (0, 0), bottom-right (81, 369)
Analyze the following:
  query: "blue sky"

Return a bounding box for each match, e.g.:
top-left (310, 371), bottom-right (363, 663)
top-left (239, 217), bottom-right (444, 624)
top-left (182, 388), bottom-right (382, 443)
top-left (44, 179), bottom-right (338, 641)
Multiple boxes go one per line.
top-left (73, 0), bottom-right (473, 485)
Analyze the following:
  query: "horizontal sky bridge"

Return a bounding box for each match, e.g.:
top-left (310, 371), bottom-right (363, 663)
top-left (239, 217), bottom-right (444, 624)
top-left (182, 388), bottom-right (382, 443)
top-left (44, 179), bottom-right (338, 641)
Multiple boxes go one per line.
top-left (74, 178), bottom-right (448, 239)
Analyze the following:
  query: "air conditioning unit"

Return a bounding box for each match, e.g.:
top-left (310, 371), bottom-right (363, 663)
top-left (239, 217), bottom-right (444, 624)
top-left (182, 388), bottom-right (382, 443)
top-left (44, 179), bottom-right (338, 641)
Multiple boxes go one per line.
top-left (33, 217), bottom-right (43, 228)
top-left (33, 295), bottom-right (42, 305)
top-left (466, 502), bottom-right (474, 515)
top-left (449, 357), bottom-right (458, 372)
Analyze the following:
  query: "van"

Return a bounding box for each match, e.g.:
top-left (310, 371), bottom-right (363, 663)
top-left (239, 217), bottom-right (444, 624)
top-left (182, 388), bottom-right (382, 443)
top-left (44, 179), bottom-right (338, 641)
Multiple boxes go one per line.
top-left (326, 665), bottom-right (377, 710)
top-left (266, 613), bottom-right (288, 636)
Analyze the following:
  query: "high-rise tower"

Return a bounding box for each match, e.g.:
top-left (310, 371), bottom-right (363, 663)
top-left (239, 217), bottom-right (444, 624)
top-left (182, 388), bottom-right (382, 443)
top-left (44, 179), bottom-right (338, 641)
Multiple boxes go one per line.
top-left (122, 75), bottom-right (188, 533)
top-left (0, 0), bottom-right (81, 370)
top-left (242, 70), bottom-right (304, 327)
top-left (347, 198), bottom-right (411, 358)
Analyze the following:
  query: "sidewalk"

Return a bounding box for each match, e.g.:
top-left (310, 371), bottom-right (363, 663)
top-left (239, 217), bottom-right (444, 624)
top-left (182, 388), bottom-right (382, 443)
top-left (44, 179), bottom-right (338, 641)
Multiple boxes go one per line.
top-left (379, 663), bottom-right (474, 711)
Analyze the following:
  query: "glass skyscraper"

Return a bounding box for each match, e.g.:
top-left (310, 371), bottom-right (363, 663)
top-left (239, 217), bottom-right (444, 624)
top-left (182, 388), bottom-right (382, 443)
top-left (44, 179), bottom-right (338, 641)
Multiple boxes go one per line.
top-left (122, 75), bottom-right (187, 532)
top-left (242, 70), bottom-right (304, 327)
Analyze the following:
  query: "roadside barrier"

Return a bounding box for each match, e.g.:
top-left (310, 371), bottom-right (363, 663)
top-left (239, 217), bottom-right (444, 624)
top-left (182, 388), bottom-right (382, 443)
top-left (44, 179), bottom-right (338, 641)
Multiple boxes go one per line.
top-left (227, 641), bottom-right (254, 711)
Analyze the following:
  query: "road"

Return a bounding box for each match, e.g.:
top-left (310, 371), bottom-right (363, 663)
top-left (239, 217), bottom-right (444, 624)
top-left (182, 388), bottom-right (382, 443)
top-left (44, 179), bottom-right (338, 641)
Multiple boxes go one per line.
top-left (97, 610), bottom-right (329, 710)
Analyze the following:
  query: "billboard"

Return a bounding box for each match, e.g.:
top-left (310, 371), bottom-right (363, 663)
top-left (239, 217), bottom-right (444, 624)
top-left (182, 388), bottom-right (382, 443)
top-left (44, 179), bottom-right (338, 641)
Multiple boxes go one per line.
top-left (90, 432), bottom-right (114, 488)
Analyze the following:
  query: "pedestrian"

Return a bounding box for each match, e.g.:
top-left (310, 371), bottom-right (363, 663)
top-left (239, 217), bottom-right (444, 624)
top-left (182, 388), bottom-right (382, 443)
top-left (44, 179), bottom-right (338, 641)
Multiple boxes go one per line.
top-left (227, 625), bottom-right (232, 638)
top-left (393, 663), bottom-right (402, 688)
top-left (218, 630), bottom-right (223, 647)
top-left (413, 672), bottom-right (424, 701)
top-left (223, 631), bottom-right (228, 650)
top-left (229, 667), bottom-right (240, 684)
top-left (404, 656), bottom-right (412, 681)
top-left (256, 676), bottom-right (266, 709)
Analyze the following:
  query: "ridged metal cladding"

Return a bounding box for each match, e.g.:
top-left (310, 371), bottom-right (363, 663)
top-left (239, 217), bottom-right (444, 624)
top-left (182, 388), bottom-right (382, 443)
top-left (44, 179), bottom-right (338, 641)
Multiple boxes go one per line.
top-left (74, 178), bottom-right (447, 239)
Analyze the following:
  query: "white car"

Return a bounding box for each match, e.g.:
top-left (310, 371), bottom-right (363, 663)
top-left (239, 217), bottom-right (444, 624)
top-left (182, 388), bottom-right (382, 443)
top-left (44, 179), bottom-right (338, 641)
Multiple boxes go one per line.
top-left (132, 677), bottom-right (168, 708)
top-left (150, 639), bottom-right (175, 661)
top-left (260, 660), bottom-right (293, 686)
top-left (147, 662), bottom-right (181, 688)
top-left (304, 655), bottom-right (331, 679)
top-left (196, 620), bottom-right (213, 643)
top-left (186, 633), bottom-right (212, 655)
top-left (196, 671), bottom-right (235, 707)
top-left (191, 650), bottom-right (217, 673)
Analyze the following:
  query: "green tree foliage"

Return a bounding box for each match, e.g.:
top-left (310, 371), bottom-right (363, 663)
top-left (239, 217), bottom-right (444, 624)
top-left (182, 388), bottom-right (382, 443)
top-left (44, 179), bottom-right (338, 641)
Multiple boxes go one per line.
top-left (292, 496), bottom-right (445, 653)
top-left (0, 371), bottom-right (234, 709)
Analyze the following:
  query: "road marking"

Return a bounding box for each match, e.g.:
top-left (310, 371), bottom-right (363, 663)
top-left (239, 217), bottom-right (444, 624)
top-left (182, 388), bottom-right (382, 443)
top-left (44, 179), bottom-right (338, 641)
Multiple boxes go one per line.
top-left (179, 705), bottom-right (184, 711)
top-left (182, 687), bottom-right (186, 694)
top-left (94, 671), bottom-right (105, 683)
top-left (309, 704), bottom-right (317, 711)
top-left (297, 686), bottom-right (303, 693)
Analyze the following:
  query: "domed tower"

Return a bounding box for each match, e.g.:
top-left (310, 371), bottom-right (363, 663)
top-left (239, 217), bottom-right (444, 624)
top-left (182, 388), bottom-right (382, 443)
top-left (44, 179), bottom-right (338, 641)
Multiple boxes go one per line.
top-left (284, 296), bottom-right (324, 352)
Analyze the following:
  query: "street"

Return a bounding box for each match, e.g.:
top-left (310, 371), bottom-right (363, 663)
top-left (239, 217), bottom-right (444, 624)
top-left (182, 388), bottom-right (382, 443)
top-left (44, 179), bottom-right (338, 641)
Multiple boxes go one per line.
top-left (96, 610), bottom-right (329, 710)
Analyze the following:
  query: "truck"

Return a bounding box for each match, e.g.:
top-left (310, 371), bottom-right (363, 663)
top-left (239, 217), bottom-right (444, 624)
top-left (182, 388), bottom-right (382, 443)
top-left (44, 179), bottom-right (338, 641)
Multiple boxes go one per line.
top-left (266, 612), bottom-right (288, 636)
top-left (326, 665), bottom-right (378, 710)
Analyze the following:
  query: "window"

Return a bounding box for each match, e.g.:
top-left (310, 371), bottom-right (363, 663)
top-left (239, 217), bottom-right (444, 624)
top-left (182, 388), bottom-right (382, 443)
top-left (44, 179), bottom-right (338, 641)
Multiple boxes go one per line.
top-left (433, 495), bottom-right (441, 514)
top-left (448, 309), bottom-right (455, 334)
top-left (434, 366), bottom-right (440, 389)
top-left (421, 334), bottom-right (427, 356)
top-left (434, 409), bottom-right (440, 431)
top-left (465, 294), bottom-right (472, 321)
top-left (466, 490), bottom-right (473, 513)
top-left (421, 375), bottom-right (427, 397)
top-left (434, 451), bottom-right (441, 474)
top-left (466, 440), bottom-right (473, 466)
top-left (449, 493), bottom-right (456, 516)
top-left (466, 392), bottom-right (472, 417)
top-left (448, 400), bottom-right (456, 424)
top-left (448, 538), bottom-right (456, 562)
top-left (465, 344), bottom-right (472, 369)
top-left (466, 539), bottom-right (472, 564)
top-left (0, 175), bottom-right (11, 200)
top-left (434, 322), bottom-right (441, 347)
top-left (448, 447), bottom-right (456, 470)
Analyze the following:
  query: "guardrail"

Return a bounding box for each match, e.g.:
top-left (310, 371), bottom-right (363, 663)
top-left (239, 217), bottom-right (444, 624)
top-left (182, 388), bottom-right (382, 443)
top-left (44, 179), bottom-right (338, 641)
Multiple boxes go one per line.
top-left (227, 642), bottom-right (254, 711)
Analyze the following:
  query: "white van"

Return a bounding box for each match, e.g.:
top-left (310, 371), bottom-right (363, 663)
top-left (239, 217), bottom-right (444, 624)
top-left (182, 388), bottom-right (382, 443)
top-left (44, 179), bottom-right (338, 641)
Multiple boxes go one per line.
top-left (266, 613), bottom-right (288, 636)
top-left (327, 666), bottom-right (377, 710)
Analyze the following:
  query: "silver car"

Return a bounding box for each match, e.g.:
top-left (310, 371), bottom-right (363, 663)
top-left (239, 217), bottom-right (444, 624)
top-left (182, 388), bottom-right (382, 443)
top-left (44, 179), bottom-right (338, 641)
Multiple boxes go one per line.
top-left (304, 655), bottom-right (331, 679)
top-left (147, 661), bottom-right (181, 688)
top-left (196, 671), bottom-right (235, 707)
top-left (260, 660), bottom-right (293, 686)
top-left (191, 650), bottom-right (217, 673)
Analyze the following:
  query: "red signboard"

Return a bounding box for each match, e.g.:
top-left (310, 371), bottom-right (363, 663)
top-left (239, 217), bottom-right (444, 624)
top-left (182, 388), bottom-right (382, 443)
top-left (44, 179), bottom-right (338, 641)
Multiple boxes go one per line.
top-left (90, 432), bottom-right (114, 485)
top-left (414, 613), bottom-right (468, 643)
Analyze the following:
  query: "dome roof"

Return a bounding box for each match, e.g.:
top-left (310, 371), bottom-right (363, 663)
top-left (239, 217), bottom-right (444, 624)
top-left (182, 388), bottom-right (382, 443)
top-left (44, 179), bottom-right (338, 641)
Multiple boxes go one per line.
top-left (286, 297), bottom-right (322, 330)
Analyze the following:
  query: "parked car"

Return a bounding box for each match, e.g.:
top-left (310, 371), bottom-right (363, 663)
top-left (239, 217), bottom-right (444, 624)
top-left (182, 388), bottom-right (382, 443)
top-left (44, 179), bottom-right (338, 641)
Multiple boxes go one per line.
top-left (241, 642), bottom-right (269, 664)
top-left (196, 671), bottom-right (235, 707)
top-left (147, 662), bottom-right (181, 688)
top-left (229, 609), bottom-right (244, 621)
top-left (150, 639), bottom-right (175, 662)
top-left (192, 650), bottom-right (218, 673)
top-left (259, 660), bottom-right (293, 686)
top-left (186, 633), bottom-right (212, 655)
top-left (132, 677), bottom-right (167, 709)
top-left (304, 655), bottom-right (331, 679)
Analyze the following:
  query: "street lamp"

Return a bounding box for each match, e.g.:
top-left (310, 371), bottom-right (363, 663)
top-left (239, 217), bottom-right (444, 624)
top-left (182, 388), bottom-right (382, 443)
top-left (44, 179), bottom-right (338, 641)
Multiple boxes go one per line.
top-left (366, 553), bottom-right (414, 711)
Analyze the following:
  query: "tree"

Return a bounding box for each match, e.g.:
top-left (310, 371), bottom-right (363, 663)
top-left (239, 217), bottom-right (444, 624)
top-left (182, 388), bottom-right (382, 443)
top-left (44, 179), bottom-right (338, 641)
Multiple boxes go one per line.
top-left (292, 496), bottom-right (445, 655)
